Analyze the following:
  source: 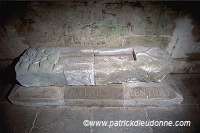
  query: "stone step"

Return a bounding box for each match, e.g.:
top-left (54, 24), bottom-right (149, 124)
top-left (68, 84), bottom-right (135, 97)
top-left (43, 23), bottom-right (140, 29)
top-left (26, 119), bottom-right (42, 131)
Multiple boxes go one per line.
top-left (8, 75), bottom-right (183, 106)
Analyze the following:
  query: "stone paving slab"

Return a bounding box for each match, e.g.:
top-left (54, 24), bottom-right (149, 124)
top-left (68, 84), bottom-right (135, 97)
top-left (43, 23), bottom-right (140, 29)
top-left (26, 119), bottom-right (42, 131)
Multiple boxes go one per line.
top-left (171, 74), bottom-right (198, 105)
top-left (1, 104), bottom-right (199, 133)
top-left (8, 75), bottom-right (183, 106)
top-left (91, 107), bottom-right (153, 133)
top-left (0, 104), bottom-right (39, 133)
top-left (145, 105), bottom-right (200, 133)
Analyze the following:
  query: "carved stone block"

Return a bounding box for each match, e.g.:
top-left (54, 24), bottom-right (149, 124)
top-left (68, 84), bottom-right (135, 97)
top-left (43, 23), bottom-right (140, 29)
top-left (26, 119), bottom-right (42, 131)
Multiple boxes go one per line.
top-left (15, 46), bottom-right (173, 86)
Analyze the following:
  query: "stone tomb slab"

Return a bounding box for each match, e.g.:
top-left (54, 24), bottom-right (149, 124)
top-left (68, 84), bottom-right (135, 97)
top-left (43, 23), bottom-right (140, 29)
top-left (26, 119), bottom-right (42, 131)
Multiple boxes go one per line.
top-left (8, 75), bottom-right (183, 106)
top-left (15, 46), bottom-right (174, 86)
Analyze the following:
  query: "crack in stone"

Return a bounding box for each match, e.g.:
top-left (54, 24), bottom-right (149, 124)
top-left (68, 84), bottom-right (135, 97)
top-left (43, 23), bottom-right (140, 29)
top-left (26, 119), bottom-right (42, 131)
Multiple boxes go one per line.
top-left (143, 108), bottom-right (154, 133)
top-left (54, 53), bottom-right (60, 66)
top-left (35, 121), bottom-right (65, 131)
top-left (90, 108), bottom-right (94, 133)
top-left (29, 109), bottom-right (40, 133)
top-left (63, 70), bottom-right (68, 85)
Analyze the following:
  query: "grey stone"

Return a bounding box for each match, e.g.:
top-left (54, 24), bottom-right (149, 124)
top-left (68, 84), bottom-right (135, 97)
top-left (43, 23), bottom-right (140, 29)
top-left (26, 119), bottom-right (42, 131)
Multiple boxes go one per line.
top-left (15, 46), bottom-right (173, 86)
top-left (145, 105), bottom-right (200, 132)
top-left (9, 75), bottom-right (183, 106)
top-left (64, 63), bottom-right (95, 86)
top-left (94, 47), bottom-right (134, 55)
top-left (92, 107), bottom-right (152, 133)
top-left (188, 61), bottom-right (200, 73)
top-left (171, 74), bottom-right (198, 105)
top-left (8, 85), bottom-right (65, 106)
top-left (123, 75), bottom-right (183, 106)
top-left (15, 46), bottom-right (94, 87)
top-left (95, 47), bottom-right (173, 85)
top-left (172, 60), bottom-right (191, 73)
top-left (181, 77), bottom-right (200, 104)
top-left (64, 84), bottom-right (124, 107)
top-left (31, 106), bottom-right (91, 133)
top-left (0, 104), bottom-right (39, 133)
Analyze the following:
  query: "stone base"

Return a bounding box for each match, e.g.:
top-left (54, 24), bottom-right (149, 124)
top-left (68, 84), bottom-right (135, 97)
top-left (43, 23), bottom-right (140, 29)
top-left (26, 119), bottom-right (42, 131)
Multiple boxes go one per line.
top-left (8, 75), bottom-right (183, 106)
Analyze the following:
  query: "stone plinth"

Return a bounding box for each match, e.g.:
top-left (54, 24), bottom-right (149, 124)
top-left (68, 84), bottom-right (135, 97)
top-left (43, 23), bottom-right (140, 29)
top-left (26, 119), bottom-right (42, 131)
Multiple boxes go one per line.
top-left (9, 75), bottom-right (183, 106)
top-left (8, 85), bottom-right (65, 106)
top-left (15, 46), bottom-right (174, 87)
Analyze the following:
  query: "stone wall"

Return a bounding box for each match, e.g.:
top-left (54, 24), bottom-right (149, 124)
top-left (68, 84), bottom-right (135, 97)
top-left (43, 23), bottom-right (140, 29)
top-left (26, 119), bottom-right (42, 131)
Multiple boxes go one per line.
top-left (0, 1), bottom-right (200, 74)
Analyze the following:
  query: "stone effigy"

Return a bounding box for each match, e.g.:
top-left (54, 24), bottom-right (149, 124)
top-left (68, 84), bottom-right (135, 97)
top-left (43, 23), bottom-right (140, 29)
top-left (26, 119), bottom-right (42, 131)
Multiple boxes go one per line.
top-left (9, 46), bottom-right (183, 106)
top-left (15, 46), bottom-right (174, 87)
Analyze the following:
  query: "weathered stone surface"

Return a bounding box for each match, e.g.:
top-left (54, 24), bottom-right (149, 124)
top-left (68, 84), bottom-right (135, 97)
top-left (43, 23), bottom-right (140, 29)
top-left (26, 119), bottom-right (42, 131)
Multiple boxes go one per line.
top-left (9, 75), bottom-right (183, 106)
top-left (15, 46), bottom-right (95, 86)
top-left (123, 75), bottom-right (183, 106)
top-left (94, 46), bottom-right (174, 85)
top-left (64, 84), bottom-right (124, 106)
top-left (8, 84), bottom-right (65, 106)
top-left (15, 46), bottom-right (173, 86)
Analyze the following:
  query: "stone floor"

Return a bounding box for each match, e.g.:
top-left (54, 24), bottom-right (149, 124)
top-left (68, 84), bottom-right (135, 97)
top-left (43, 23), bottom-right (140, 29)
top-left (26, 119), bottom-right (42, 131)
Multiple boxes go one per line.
top-left (0, 74), bottom-right (200, 133)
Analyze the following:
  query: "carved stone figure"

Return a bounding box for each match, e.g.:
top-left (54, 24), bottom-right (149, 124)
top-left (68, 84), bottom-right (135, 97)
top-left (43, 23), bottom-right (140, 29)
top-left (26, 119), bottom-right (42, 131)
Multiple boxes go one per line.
top-left (15, 46), bottom-right (174, 86)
